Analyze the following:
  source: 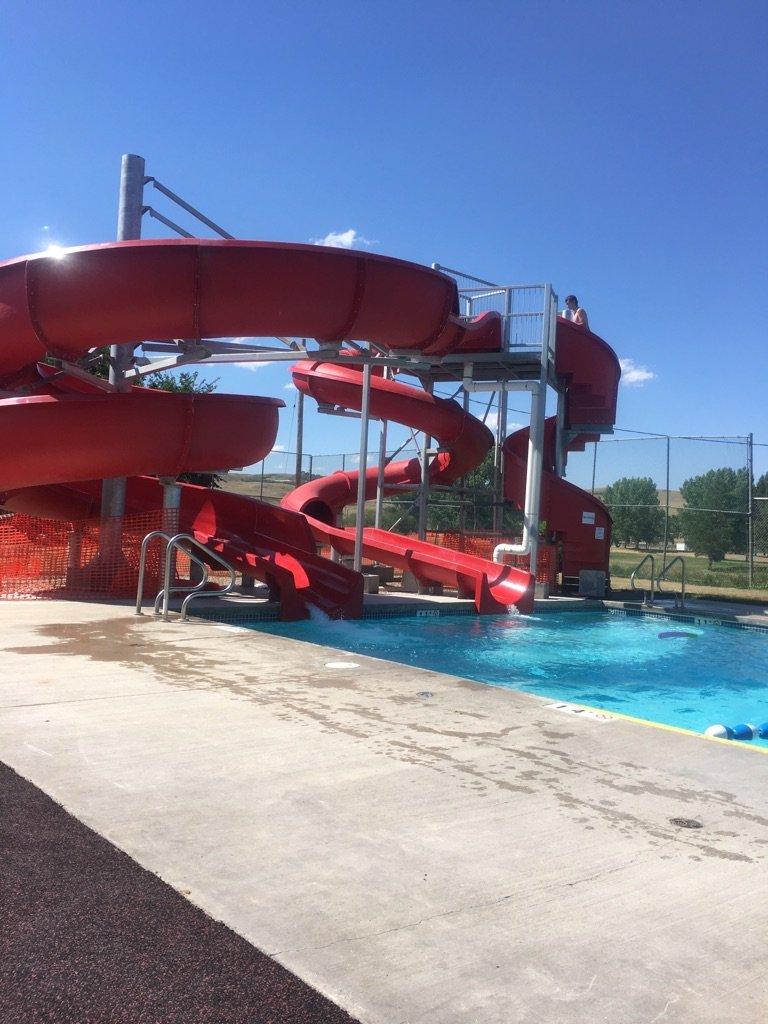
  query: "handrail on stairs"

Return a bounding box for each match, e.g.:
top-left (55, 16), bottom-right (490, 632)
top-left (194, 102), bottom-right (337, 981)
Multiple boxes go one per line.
top-left (629, 553), bottom-right (656, 607)
top-left (656, 556), bottom-right (686, 609)
top-left (135, 530), bottom-right (237, 622)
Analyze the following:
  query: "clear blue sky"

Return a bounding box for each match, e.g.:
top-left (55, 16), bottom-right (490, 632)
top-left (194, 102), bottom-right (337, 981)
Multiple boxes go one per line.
top-left (2, 0), bottom-right (766, 482)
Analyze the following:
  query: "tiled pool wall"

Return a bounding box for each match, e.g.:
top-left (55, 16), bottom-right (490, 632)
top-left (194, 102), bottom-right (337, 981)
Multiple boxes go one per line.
top-left (196, 599), bottom-right (768, 634)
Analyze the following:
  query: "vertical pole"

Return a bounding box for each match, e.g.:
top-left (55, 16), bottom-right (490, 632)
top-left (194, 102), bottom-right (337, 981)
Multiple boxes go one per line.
top-left (101, 154), bottom-right (145, 553)
top-left (374, 376), bottom-right (388, 529)
top-left (161, 480), bottom-right (182, 584)
top-left (418, 380), bottom-right (433, 541)
top-left (528, 284), bottom-right (554, 581)
top-left (555, 390), bottom-right (567, 478)
top-left (259, 462), bottom-right (265, 499)
top-left (747, 432), bottom-right (754, 587)
top-left (353, 356), bottom-right (372, 572)
top-left (492, 390), bottom-right (508, 534)
top-left (590, 443), bottom-right (598, 495)
top-left (459, 389), bottom-right (470, 536)
top-left (662, 436), bottom-right (670, 572)
top-left (294, 390), bottom-right (305, 487)
top-left (526, 383), bottom-right (547, 580)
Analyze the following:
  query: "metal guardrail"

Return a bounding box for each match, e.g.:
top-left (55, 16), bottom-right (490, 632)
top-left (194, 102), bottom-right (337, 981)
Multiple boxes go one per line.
top-left (656, 556), bottom-right (686, 609)
top-left (135, 530), bottom-right (236, 622)
top-left (629, 553), bottom-right (656, 606)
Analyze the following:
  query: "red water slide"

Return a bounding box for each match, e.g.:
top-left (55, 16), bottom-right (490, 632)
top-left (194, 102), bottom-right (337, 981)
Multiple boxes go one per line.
top-left (0, 239), bottom-right (525, 617)
top-left (504, 318), bottom-right (621, 582)
top-left (281, 362), bottom-right (535, 614)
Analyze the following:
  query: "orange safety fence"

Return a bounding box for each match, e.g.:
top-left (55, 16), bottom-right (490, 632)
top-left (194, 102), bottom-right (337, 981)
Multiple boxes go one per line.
top-left (421, 532), bottom-right (557, 585)
top-left (0, 513), bottom-right (557, 601)
top-left (0, 509), bottom-right (183, 600)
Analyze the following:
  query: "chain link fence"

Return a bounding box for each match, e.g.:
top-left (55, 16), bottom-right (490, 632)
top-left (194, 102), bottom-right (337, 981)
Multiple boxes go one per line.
top-left (228, 429), bottom-right (768, 597)
top-left (565, 431), bottom-right (768, 594)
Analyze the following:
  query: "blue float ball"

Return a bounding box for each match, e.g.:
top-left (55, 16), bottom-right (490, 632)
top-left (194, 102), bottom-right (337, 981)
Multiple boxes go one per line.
top-left (756, 723), bottom-right (768, 739)
top-left (705, 724), bottom-right (733, 740)
top-left (732, 723), bottom-right (754, 741)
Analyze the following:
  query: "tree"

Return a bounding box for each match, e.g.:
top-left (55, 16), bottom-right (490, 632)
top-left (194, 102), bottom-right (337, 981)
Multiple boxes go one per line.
top-left (143, 371), bottom-right (223, 488)
top-left (755, 472), bottom-right (768, 498)
top-left (601, 476), bottom-right (664, 547)
top-left (677, 467), bottom-right (749, 567)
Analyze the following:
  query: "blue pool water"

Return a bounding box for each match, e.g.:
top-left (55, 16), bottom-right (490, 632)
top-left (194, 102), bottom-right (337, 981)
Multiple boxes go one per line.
top-left (250, 611), bottom-right (768, 748)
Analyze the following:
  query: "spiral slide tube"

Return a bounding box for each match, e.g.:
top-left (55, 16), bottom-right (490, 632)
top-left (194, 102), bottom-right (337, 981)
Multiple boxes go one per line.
top-left (0, 239), bottom-right (518, 618)
top-left (282, 362), bottom-right (535, 614)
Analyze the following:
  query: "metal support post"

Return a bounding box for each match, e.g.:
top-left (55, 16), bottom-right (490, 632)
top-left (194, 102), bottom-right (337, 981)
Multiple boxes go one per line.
top-left (459, 389), bottom-right (470, 535)
top-left (590, 442), bottom-right (598, 495)
top-left (375, 372), bottom-right (389, 529)
top-left (353, 358), bottom-right (373, 572)
top-left (101, 154), bottom-right (145, 553)
top-left (418, 380), bottom-right (433, 541)
top-left (492, 390), bottom-right (508, 533)
top-left (161, 480), bottom-right (183, 584)
top-left (747, 432), bottom-right (754, 587)
top-left (662, 436), bottom-right (671, 571)
top-left (527, 384), bottom-right (546, 578)
top-left (294, 390), bottom-right (305, 487)
top-left (555, 390), bottom-right (567, 478)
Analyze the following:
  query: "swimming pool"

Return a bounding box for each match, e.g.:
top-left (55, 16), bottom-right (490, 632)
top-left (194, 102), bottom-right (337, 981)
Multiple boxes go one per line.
top-left (249, 611), bottom-right (768, 748)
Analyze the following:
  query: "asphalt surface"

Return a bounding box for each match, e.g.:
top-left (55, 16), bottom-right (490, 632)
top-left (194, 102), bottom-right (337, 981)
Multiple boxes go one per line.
top-left (0, 762), bottom-right (360, 1024)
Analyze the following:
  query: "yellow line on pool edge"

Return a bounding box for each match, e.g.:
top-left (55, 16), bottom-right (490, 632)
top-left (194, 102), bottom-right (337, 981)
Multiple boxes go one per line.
top-left (560, 702), bottom-right (768, 755)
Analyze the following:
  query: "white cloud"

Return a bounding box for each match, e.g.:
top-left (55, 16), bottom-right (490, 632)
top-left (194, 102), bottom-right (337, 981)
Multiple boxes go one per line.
top-left (235, 361), bottom-right (275, 372)
top-left (284, 381), bottom-right (296, 390)
top-left (619, 357), bottom-right (656, 387)
top-left (311, 228), bottom-right (371, 249)
top-left (273, 444), bottom-right (286, 451)
top-left (483, 412), bottom-right (524, 435)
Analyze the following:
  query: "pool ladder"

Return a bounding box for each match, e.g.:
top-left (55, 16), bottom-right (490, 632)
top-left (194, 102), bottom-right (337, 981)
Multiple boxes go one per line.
top-left (629, 554), bottom-right (656, 607)
top-left (629, 554), bottom-right (686, 609)
top-left (656, 556), bottom-right (687, 609)
top-left (135, 530), bottom-right (236, 622)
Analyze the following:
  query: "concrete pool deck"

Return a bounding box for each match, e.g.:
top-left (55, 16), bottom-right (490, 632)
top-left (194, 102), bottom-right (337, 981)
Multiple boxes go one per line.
top-left (1, 598), bottom-right (767, 1023)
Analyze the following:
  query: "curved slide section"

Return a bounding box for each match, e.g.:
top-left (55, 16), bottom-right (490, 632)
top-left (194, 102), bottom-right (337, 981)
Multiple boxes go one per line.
top-left (0, 239), bottom-right (506, 619)
top-left (0, 366), bottom-right (283, 491)
top-left (504, 318), bottom-right (621, 581)
top-left (282, 362), bottom-right (535, 614)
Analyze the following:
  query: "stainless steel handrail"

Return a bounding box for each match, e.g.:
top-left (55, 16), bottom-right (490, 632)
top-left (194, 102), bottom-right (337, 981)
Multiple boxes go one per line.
top-left (656, 556), bottom-right (686, 609)
top-left (629, 553), bottom-right (656, 606)
top-left (135, 530), bottom-right (236, 621)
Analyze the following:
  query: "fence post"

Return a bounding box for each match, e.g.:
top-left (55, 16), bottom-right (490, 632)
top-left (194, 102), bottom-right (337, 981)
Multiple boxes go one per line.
top-left (662, 436), bottom-right (671, 571)
top-left (747, 432), bottom-right (754, 587)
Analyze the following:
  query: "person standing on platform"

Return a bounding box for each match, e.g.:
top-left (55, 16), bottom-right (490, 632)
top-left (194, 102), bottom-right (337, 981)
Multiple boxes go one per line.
top-left (563, 294), bottom-right (589, 330)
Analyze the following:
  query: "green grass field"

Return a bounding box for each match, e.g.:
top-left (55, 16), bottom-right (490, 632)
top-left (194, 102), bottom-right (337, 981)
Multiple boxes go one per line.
top-left (610, 548), bottom-right (768, 592)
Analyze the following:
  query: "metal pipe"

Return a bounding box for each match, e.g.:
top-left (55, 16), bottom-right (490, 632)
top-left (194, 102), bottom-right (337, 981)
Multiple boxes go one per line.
top-left (149, 178), bottom-right (234, 239)
top-left (492, 383), bottom-right (545, 567)
top-left (294, 390), bottom-right (305, 487)
top-left (100, 155), bottom-right (146, 557)
top-left (418, 380), bottom-right (433, 541)
top-left (555, 391), bottom-right (567, 478)
top-left (144, 205), bottom-right (194, 238)
top-left (492, 291), bottom-right (552, 575)
top-left (747, 432), bottom-right (754, 587)
top-left (374, 372), bottom-right (389, 529)
top-left (353, 359), bottom-right (372, 572)
top-left (662, 436), bottom-right (670, 571)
